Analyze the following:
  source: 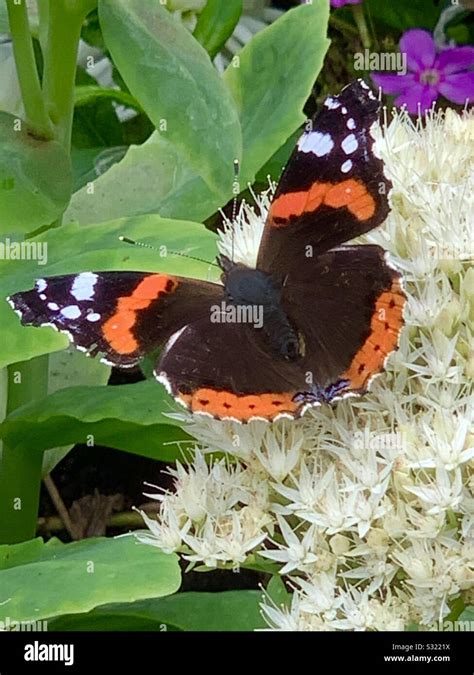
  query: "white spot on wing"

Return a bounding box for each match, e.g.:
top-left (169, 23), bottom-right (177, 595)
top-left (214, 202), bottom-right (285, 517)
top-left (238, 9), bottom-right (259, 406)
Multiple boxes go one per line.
top-left (347, 118), bottom-right (356, 130)
top-left (60, 305), bottom-right (81, 319)
top-left (324, 97), bottom-right (340, 110)
top-left (47, 302), bottom-right (59, 311)
top-left (298, 131), bottom-right (334, 157)
top-left (341, 160), bottom-right (353, 174)
top-left (71, 272), bottom-right (97, 301)
top-left (341, 106), bottom-right (348, 114)
top-left (87, 312), bottom-right (101, 322)
top-left (341, 134), bottom-right (358, 155)
top-left (36, 279), bottom-right (47, 293)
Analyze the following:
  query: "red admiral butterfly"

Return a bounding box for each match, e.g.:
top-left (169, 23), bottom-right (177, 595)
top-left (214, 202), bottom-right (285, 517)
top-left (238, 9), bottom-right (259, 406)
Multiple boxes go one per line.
top-left (8, 80), bottom-right (406, 423)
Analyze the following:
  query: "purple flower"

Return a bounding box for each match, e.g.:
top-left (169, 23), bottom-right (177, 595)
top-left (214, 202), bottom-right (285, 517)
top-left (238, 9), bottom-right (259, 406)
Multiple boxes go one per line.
top-left (331, 0), bottom-right (362, 7)
top-left (372, 29), bottom-right (474, 114)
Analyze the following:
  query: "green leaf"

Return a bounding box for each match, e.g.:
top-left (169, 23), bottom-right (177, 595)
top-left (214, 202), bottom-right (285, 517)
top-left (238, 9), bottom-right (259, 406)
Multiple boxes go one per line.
top-left (363, 0), bottom-right (441, 32)
top-left (0, 379), bottom-right (192, 462)
top-left (48, 349), bottom-right (110, 395)
top-left (99, 0), bottom-right (242, 196)
top-left (72, 99), bottom-right (124, 149)
top-left (223, 1), bottom-right (330, 186)
top-left (0, 536), bottom-right (44, 569)
top-left (0, 4), bottom-right (9, 32)
top-left (0, 214), bottom-right (219, 369)
top-left (71, 146), bottom-right (128, 192)
top-left (255, 128), bottom-right (301, 184)
top-left (193, 0), bottom-right (243, 59)
top-left (0, 536), bottom-right (181, 622)
top-left (48, 590), bottom-right (265, 631)
top-left (0, 111), bottom-right (72, 234)
top-left (74, 85), bottom-right (143, 112)
top-left (66, 132), bottom-right (224, 224)
top-left (459, 606), bottom-right (474, 622)
top-left (41, 349), bottom-right (112, 475)
top-left (266, 574), bottom-right (290, 608)
top-left (69, 2), bottom-right (329, 226)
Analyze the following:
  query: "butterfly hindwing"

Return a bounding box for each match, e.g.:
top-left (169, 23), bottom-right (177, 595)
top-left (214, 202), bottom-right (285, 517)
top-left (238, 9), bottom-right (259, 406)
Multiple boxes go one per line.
top-left (157, 318), bottom-right (308, 422)
top-left (281, 245), bottom-right (405, 394)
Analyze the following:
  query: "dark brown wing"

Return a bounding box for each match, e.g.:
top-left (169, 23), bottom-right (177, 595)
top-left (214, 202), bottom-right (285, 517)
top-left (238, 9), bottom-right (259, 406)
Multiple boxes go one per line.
top-left (8, 272), bottom-right (223, 368)
top-left (156, 319), bottom-right (308, 422)
top-left (257, 80), bottom-right (392, 278)
top-left (281, 245), bottom-right (406, 391)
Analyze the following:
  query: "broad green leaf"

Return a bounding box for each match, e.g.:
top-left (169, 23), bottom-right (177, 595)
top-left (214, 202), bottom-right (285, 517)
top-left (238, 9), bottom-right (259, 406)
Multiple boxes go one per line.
top-left (66, 132), bottom-right (224, 225)
top-left (0, 111), bottom-right (72, 234)
top-left (74, 85), bottom-right (143, 112)
top-left (48, 348), bottom-right (110, 395)
top-left (223, 1), bottom-right (330, 185)
top-left (0, 536), bottom-right (181, 622)
top-left (193, 0), bottom-right (243, 59)
top-left (0, 536), bottom-right (44, 570)
top-left (0, 214), bottom-right (219, 369)
top-left (99, 0), bottom-right (242, 196)
top-left (41, 349), bottom-right (112, 475)
top-left (0, 379), bottom-right (191, 462)
top-left (48, 590), bottom-right (265, 631)
top-left (255, 128), bottom-right (301, 184)
top-left (71, 146), bottom-right (128, 192)
top-left (69, 2), bottom-right (328, 226)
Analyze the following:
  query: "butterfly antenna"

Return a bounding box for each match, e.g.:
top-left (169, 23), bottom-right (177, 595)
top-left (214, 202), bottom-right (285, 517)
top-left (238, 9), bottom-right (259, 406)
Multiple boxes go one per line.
top-left (231, 158), bottom-right (240, 263)
top-left (119, 236), bottom-right (220, 268)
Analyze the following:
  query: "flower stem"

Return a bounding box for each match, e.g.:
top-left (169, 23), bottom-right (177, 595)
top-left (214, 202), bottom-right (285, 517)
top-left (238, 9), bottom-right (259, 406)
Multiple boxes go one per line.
top-left (0, 356), bottom-right (49, 544)
top-left (6, 0), bottom-right (53, 137)
top-left (351, 3), bottom-right (371, 50)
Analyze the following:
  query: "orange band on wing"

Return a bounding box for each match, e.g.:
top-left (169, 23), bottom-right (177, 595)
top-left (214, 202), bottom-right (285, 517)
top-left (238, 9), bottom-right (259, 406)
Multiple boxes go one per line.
top-left (341, 278), bottom-right (406, 391)
top-left (103, 275), bottom-right (177, 354)
top-left (270, 179), bottom-right (376, 225)
top-left (178, 388), bottom-right (300, 422)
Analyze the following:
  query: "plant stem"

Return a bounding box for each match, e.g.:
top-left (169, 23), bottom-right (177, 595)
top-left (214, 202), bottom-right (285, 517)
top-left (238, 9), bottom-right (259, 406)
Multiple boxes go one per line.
top-left (328, 13), bottom-right (359, 36)
top-left (43, 474), bottom-right (77, 540)
top-left (0, 356), bottom-right (49, 544)
top-left (42, 0), bottom-right (87, 150)
top-left (351, 3), bottom-right (371, 50)
top-left (6, 0), bottom-right (53, 137)
top-left (36, 0), bottom-right (50, 56)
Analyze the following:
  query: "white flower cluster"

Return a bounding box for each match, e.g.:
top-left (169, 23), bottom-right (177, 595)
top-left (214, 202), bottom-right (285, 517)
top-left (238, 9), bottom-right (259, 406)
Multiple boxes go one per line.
top-left (139, 107), bottom-right (474, 630)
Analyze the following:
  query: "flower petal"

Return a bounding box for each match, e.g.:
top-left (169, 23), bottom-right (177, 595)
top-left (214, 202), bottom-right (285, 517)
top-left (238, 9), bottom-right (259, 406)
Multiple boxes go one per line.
top-left (438, 72), bottom-right (474, 105)
top-left (372, 72), bottom-right (416, 95)
top-left (400, 29), bottom-right (436, 72)
top-left (437, 46), bottom-right (474, 74)
top-left (394, 83), bottom-right (438, 115)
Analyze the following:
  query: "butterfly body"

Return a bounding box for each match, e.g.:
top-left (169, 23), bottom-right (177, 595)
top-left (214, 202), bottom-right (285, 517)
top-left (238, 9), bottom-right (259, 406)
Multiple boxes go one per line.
top-left (220, 255), bottom-right (300, 361)
top-left (8, 80), bottom-right (406, 422)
